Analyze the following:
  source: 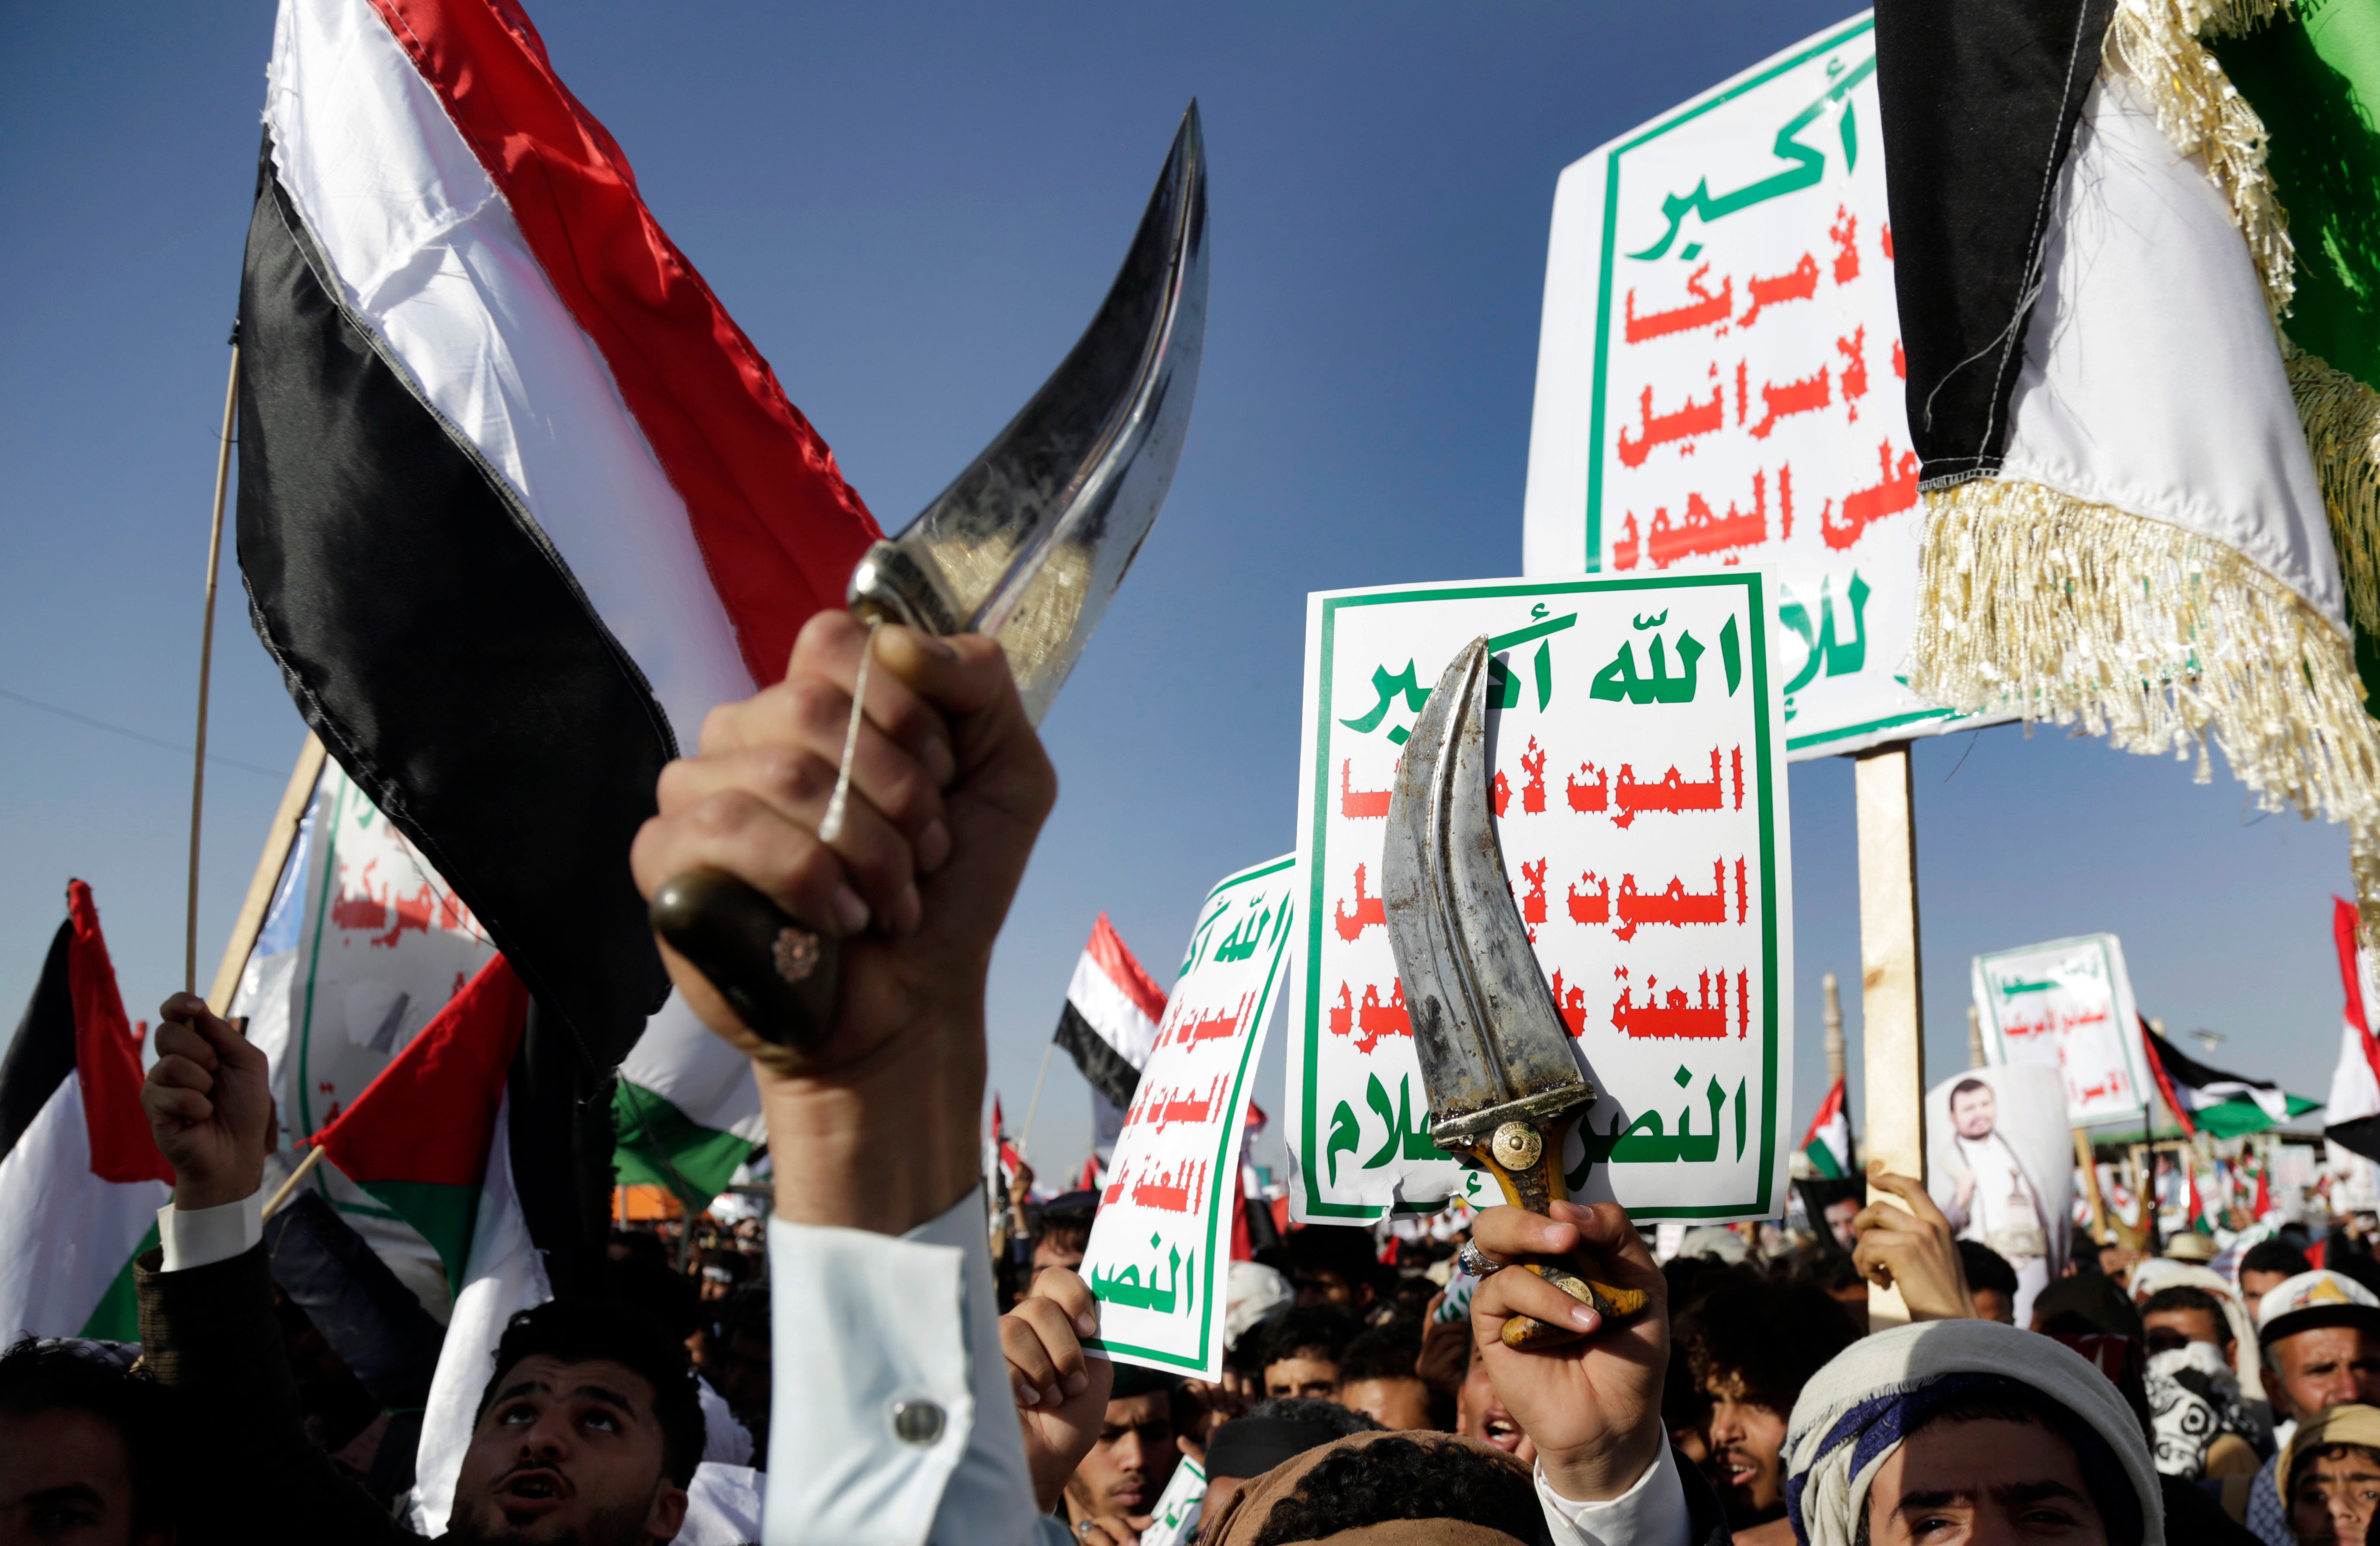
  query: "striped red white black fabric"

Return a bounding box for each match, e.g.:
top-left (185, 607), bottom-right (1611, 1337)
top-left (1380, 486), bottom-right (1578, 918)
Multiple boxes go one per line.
top-left (1053, 913), bottom-right (1168, 1111)
top-left (237, 0), bottom-right (880, 1064)
top-left (0, 883), bottom-right (172, 1341)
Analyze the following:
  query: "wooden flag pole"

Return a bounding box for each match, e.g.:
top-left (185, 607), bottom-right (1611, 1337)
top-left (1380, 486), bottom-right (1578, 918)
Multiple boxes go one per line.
top-left (1855, 741), bottom-right (1925, 1328)
top-left (207, 734), bottom-right (327, 1013)
top-left (1019, 1038), bottom-right (1059, 1166)
top-left (186, 340), bottom-right (242, 995)
top-left (262, 1143), bottom-right (327, 1221)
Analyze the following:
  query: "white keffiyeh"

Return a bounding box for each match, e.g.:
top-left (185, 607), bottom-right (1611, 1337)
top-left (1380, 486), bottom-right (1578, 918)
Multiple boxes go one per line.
top-left (1782, 1321), bottom-right (2164, 1546)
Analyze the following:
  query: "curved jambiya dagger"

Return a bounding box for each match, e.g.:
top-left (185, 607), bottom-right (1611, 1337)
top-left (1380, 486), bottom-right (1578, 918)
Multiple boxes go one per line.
top-left (651, 105), bottom-right (1208, 1049)
top-left (1382, 638), bottom-right (1645, 1347)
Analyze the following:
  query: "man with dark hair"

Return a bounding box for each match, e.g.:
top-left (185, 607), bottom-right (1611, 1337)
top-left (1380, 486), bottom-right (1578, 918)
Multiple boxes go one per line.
top-left (1031, 1192), bottom-right (1098, 1275)
top-left (1257, 1305), bottom-right (1358, 1401)
top-left (1334, 1324), bottom-right (1445, 1431)
top-left (1198, 1430), bottom-right (1543, 1545)
top-left (2282, 1405), bottom-right (2380, 1546)
top-left (1674, 1268), bottom-right (1862, 1532)
top-left (1062, 1364), bottom-right (1180, 1538)
top-left (0, 1339), bottom-right (182, 1546)
top-left (2246, 1241), bottom-right (2319, 1304)
top-left (1199, 1396), bottom-right (1380, 1533)
top-left (2145, 1284), bottom-right (2237, 1360)
top-left (1958, 1239), bottom-right (2020, 1325)
top-left (135, 990), bottom-right (698, 1545)
top-left (1283, 1225), bottom-right (1380, 1317)
top-left (1455, 1339), bottom-right (1534, 1466)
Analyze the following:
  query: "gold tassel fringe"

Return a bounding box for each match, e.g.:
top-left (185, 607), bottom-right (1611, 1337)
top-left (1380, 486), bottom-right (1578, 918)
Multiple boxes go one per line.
top-left (2103, 0), bottom-right (2295, 321)
top-left (2286, 343), bottom-right (2380, 636)
top-left (1910, 477), bottom-right (2380, 938)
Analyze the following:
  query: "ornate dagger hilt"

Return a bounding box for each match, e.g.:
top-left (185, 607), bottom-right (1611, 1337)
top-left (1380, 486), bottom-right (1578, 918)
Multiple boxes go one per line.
top-left (1453, 1115), bottom-right (1648, 1349)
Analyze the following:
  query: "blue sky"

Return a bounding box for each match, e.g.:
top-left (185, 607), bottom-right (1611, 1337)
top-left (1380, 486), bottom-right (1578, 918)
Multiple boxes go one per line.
top-left (0, 2), bottom-right (2357, 1181)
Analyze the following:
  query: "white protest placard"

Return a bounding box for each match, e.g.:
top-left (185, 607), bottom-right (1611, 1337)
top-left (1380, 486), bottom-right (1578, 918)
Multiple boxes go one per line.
top-left (1286, 573), bottom-right (1793, 1224)
top-left (1080, 856), bottom-right (1297, 1379)
top-left (1970, 935), bottom-right (2150, 1127)
top-left (1521, 11), bottom-right (2006, 759)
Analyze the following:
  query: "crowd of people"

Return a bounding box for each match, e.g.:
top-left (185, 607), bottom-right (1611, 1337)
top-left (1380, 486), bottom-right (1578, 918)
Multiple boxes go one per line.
top-left (9, 616), bottom-right (2380, 1546)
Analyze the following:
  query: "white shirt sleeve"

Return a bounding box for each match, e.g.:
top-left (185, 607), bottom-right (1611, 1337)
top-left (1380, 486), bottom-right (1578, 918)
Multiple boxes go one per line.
top-left (156, 1191), bottom-right (264, 1272)
top-left (1536, 1440), bottom-right (1693, 1546)
top-left (763, 1190), bottom-right (1043, 1546)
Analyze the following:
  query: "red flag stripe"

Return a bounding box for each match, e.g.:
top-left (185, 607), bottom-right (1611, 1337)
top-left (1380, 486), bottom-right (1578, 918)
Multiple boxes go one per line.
top-left (2335, 896), bottom-right (2380, 1094)
top-left (65, 882), bottom-right (171, 1186)
top-left (313, 954), bottom-right (530, 1188)
top-left (1085, 912), bottom-right (1169, 1026)
top-left (362, 0), bottom-right (880, 689)
top-left (2138, 1015), bottom-right (2197, 1139)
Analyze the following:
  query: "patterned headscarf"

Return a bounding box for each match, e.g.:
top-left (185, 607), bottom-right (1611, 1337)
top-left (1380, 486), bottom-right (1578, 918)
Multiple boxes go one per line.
top-left (1782, 1320), bottom-right (2163, 1546)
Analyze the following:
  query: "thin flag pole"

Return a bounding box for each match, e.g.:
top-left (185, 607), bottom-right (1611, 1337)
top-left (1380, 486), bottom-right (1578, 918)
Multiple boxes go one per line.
top-left (187, 334), bottom-right (242, 994)
top-left (1018, 1037), bottom-right (1058, 1165)
top-left (263, 1142), bottom-right (325, 1220)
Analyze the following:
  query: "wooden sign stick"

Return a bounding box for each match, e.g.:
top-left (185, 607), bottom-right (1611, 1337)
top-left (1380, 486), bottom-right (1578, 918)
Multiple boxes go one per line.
top-left (206, 734), bottom-right (326, 1015)
top-left (1855, 742), bottom-right (1925, 1328)
top-left (186, 341), bottom-right (241, 994)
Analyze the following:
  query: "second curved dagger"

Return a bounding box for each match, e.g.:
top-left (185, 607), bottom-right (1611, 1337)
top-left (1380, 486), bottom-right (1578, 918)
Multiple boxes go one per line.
top-left (1381, 636), bottom-right (1647, 1347)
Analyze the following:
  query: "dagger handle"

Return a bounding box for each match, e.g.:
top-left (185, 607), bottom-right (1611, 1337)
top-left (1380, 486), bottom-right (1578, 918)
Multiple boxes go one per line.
top-left (1464, 1116), bottom-right (1647, 1349)
top-left (649, 869), bottom-right (842, 1052)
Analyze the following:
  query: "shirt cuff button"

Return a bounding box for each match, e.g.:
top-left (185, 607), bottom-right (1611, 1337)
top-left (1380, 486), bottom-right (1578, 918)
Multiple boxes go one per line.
top-left (892, 1398), bottom-right (947, 1447)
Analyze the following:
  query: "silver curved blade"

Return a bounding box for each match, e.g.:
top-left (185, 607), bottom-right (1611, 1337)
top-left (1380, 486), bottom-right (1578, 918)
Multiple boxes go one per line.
top-left (848, 103), bottom-right (1209, 724)
top-left (1382, 638), bottom-right (1593, 1147)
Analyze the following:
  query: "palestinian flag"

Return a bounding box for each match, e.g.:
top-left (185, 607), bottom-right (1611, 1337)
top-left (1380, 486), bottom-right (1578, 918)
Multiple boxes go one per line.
top-left (0, 883), bottom-right (173, 1341)
top-left (612, 992), bottom-right (764, 1216)
top-left (2140, 1018), bottom-right (2318, 1139)
top-left (312, 953), bottom-right (529, 1287)
top-left (2324, 895), bottom-right (2380, 1163)
top-left (1799, 1073), bottom-right (1853, 1179)
top-left (1877, 0), bottom-right (2380, 930)
top-left (308, 953), bottom-right (544, 1533)
top-left (236, 0), bottom-right (879, 1070)
top-left (1054, 913), bottom-right (1168, 1111)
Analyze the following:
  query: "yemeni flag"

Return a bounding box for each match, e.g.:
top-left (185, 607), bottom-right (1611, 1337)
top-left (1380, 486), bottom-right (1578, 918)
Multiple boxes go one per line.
top-left (612, 992), bottom-right (764, 1217)
top-left (2324, 895), bottom-right (2380, 1163)
top-left (1054, 913), bottom-right (1169, 1115)
top-left (0, 883), bottom-right (173, 1342)
top-left (236, 0), bottom-right (880, 1069)
top-left (1799, 1073), bottom-right (1853, 1179)
top-left (1877, 0), bottom-right (2380, 930)
top-left (2140, 1018), bottom-right (2318, 1139)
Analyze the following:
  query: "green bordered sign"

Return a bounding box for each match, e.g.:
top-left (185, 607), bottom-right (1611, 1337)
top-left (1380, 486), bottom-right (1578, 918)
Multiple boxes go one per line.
top-left (1287, 573), bottom-right (1794, 1224)
top-left (1970, 934), bottom-right (2151, 1128)
top-left (1080, 855), bottom-right (1297, 1379)
top-left (1519, 10), bottom-right (2006, 758)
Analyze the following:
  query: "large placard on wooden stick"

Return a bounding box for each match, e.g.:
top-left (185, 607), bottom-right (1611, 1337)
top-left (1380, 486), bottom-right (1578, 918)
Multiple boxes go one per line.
top-left (1080, 856), bottom-right (1297, 1380)
top-left (1521, 10), bottom-right (2009, 759)
top-left (1971, 935), bottom-right (2150, 1128)
top-left (1286, 573), bottom-right (1793, 1225)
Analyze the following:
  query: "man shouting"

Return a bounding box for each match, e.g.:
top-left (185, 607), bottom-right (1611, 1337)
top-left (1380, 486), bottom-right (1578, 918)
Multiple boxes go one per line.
top-left (137, 989), bottom-right (704, 1544)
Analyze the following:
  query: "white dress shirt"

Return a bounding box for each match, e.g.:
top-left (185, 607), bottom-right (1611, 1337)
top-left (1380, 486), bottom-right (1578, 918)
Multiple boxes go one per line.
top-left (761, 1188), bottom-right (1689, 1546)
top-left (166, 1184), bottom-right (1688, 1546)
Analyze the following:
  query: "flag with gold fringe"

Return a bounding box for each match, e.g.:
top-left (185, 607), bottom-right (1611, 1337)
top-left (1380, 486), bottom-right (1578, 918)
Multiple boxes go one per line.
top-left (1875, 0), bottom-right (2380, 934)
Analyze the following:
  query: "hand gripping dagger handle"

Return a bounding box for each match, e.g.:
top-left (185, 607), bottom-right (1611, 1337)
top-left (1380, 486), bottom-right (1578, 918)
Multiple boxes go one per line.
top-left (1464, 1115), bottom-right (1649, 1349)
top-left (648, 870), bottom-right (842, 1052)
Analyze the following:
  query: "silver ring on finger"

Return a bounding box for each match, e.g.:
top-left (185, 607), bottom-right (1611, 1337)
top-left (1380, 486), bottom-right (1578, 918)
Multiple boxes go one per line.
top-left (1456, 1239), bottom-right (1505, 1278)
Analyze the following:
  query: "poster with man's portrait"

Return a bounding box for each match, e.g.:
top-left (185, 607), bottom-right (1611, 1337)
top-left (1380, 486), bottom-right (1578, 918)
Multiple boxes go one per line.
top-left (1925, 1064), bottom-right (2074, 1328)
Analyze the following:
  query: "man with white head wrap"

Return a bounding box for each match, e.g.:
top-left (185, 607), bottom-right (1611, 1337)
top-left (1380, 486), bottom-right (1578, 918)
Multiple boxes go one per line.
top-left (1782, 1320), bottom-right (2162, 1546)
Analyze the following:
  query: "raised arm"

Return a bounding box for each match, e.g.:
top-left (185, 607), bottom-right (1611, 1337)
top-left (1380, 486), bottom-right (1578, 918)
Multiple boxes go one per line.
top-left (630, 613), bottom-right (1071, 1546)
